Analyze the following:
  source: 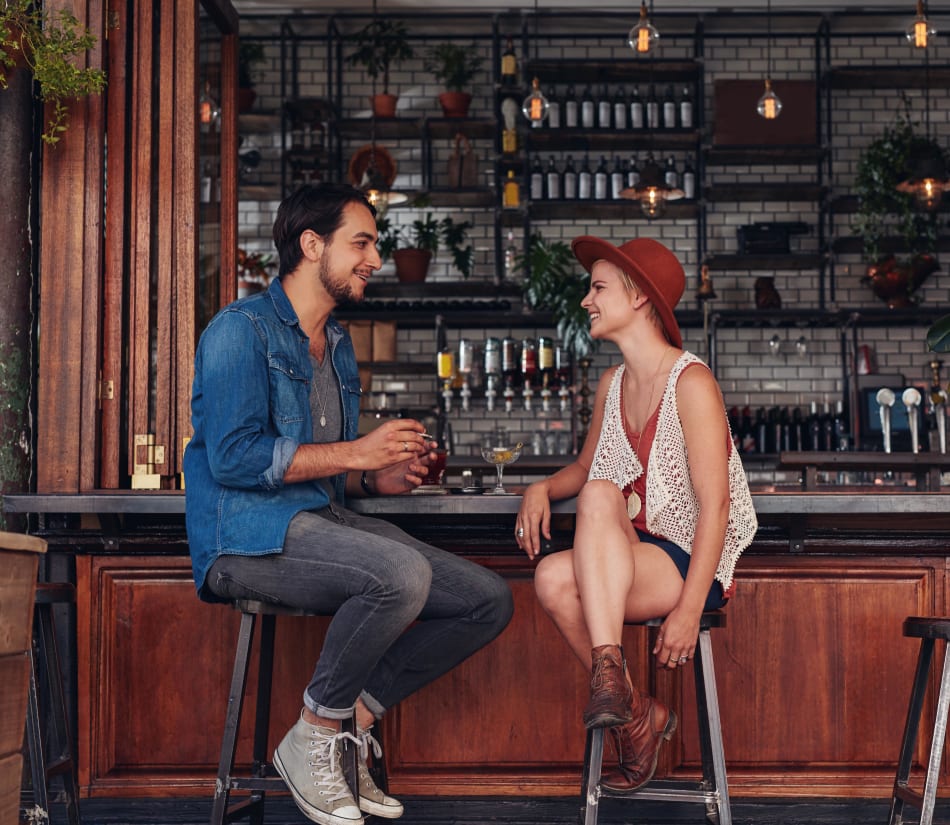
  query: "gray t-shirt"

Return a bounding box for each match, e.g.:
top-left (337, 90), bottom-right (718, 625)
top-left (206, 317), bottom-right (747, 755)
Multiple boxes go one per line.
top-left (309, 351), bottom-right (343, 499)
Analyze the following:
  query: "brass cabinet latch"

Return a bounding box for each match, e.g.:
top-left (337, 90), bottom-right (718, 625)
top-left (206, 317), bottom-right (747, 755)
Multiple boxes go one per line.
top-left (132, 434), bottom-right (165, 489)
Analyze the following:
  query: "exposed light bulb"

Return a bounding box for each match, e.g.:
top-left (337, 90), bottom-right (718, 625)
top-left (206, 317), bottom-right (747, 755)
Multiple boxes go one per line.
top-left (628, 1), bottom-right (659, 55)
top-left (757, 78), bottom-right (782, 120)
top-left (914, 178), bottom-right (946, 210)
top-left (907, 0), bottom-right (936, 48)
top-left (521, 77), bottom-right (550, 124)
top-left (639, 187), bottom-right (667, 219)
top-left (199, 81), bottom-right (220, 130)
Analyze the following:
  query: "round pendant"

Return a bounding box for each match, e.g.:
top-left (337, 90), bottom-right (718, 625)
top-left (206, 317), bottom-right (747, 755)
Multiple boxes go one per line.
top-left (319, 415), bottom-right (327, 427)
top-left (626, 492), bottom-right (641, 520)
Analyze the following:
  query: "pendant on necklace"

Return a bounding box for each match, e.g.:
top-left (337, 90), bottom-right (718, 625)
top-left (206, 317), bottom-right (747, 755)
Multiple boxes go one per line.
top-left (319, 415), bottom-right (327, 427)
top-left (626, 492), bottom-right (641, 519)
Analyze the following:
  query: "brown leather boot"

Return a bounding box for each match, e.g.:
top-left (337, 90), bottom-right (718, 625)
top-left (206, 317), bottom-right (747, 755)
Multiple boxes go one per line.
top-left (582, 645), bottom-right (633, 729)
top-left (601, 689), bottom-right (677, 792)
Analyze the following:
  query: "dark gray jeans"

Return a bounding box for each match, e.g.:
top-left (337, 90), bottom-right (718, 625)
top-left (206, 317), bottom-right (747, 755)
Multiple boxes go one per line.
top-left (207, 504), bottom-right (513, 720)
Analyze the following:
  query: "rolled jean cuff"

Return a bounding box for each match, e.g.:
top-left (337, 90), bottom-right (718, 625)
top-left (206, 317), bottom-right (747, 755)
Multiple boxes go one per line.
top-left (304, 690), bottom-right (355, 721)
top-left (360, 690), bottom-right (385, 720)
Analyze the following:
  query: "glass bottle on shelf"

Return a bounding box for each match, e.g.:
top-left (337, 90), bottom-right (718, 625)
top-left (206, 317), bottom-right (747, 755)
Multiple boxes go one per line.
top-left (613, 87), bottom-right (627, 130)
top-left (564, 85), bottom-right (578, 128)
top-left (578, 155), bottom-right (593, 199)
top-left (664, 155), bottom-right (679, 189)
top-left (629, 86), bottom-right (644, 129)
top-left (682, 156), bottom-right (696, 199)
top-left (610, 156), bottom-right (625, 199)
top-left (594, 155), bottom-right (609, 200)
top-left (503, 169), bottom-right (520, 208)
top-left (501, 36), bottom-right (518, 86)
top-left (545, 155), bottom-right (561, 199)
top-left (546, 87), bottom-right (560, 128)
top-left (626, 155), bottom-right (640, 188)
top-left (645, 84), bottom-right (659, 129)
top-left (662, 85), bottom-right (677, 128)
top-left (562, 154), bottom-right (578, 199)
top-left (580, 86), bottom-right (595, 129)
top-left (680, 86), bottom-right (694, 129)
top-left (529, 156), bottom-right (544, 200)
top-left (503, 230), bottom-right (518, 282)
top-left (597, 84), bottom-right (611, 128)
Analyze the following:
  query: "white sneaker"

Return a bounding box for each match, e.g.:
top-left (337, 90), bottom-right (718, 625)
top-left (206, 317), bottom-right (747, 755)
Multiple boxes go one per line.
top-left (273, 713), bottom-right (364, 825)
top-left (356, 726), bottom-right (404, 819)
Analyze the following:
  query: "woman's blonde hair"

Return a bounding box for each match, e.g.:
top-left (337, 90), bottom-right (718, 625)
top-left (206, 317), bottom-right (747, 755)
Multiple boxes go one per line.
top-left (617, 267), bottom-right (665, 339)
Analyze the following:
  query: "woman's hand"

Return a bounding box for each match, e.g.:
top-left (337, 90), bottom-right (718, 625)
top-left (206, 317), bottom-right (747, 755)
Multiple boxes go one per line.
top-left (653, 605), bottom-right (702, 670)
top-left (515, 480), bottom-right (551, 560)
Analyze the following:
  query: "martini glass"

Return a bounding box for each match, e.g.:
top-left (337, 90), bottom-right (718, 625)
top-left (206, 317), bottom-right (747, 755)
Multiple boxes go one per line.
top-left (480, 441), bottom-right (523, 495)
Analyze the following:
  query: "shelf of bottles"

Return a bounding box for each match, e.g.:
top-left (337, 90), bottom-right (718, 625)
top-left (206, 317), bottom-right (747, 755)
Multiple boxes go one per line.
top-left (730, 400), bottom-right (851, 457)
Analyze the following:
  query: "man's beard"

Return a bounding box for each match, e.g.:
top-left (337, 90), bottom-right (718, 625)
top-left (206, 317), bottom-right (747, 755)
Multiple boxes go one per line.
top-left (318, 253), bottom-right (362, 305)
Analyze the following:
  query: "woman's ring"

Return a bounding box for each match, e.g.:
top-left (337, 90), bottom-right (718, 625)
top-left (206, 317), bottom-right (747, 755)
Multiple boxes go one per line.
top-left (517, 527), bottom-right (524, 537)
top-left (679, 656), bottom-right (688, 663)
top-left (403, 441), bottom-right (408, 452)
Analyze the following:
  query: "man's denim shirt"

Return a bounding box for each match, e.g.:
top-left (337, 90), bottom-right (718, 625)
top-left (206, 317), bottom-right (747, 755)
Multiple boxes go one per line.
top-left (184, 277), bottom-right (362, 602)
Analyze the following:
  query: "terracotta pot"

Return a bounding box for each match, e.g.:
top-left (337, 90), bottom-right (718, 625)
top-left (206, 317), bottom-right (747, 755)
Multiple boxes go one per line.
top-left (438, 91), bottom-right (472, 118)
top-left (864, 254), bottom-right (939, 308)
top-left (371, 93), bottom-right (398, 118)
top-left (237, 87), bottom-right (257, 113)
top-left (393, 248), bottom-right (432, 283)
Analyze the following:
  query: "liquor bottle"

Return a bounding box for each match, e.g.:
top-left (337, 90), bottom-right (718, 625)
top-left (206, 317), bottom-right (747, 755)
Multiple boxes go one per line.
top-left (779, 406), bottom-right (792, 452)
top-left (597, 85), bottom-right (611, 128)
top-left (503, 169), bottom-right (520, 208)
top-left (821, 402), bottom-right (835, 452)
top-left (740, 406), bottom-right (756, 453)
top-left (629, 86), bottom-right (644, 129)
top-left (562, 155), bottom-right (578, 199)
top-left (501, 37), bottom-right (518, 86)
top-left (546, 87), bottom-right (560, 128)
top-left (680, 86), bottom-right (694, 129)
top-left (593, 155), bottom-right (609, 200)
top-left (521, 337), bottom-right (538, 385)
top-left (645, 84), bottom-right (659, 129)
top-left (501, 335), bottom-right (520, 411)
top-left (807, 401), bottom-right (822, 451)
top-left (578, 155), bottom-right (593, 199)
top-left (790, 406), bottom-right (804, 451)
top-left (610, 156), bottom-right (625, 199)
top-left (768, 407), bottom-right (782, 454)
top-left (545, 156), bottom-right (561, 199)
top-left (613, 87), bottom-right (627, 130)
top-left (681, 156), bottom-right (696, 200)
top-left (564, 85), bottom-right (579, 128)
top-left (581, 86), bottom-right (595, 128)
top-left (834, 399), bottom-right (850, 451)
top-left (503, 230), bottom-right (518, 282)
top-left (626, 155), bottom-right (640, 189)
top-left (754, 407), bottom-right (768, 454)
top-left (663, 155), bottom-right (679, 189)
top-left (529, 156), bottom-right (544, 200)
top-left (662, 85), bottom-right (677, 128)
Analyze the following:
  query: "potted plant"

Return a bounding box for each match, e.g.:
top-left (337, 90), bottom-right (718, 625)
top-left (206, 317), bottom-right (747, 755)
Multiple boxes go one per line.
top-left (377, 209), bottom-right (474, 284)
top-left (852, 103), bottom-right (943, 308)
top-left (238, 40), bottom-right (266, 113)
top-left (423, 42), bottom-right (483, 118)
top-left (345, 19), bottom-right (414, 118)
top-left (0, 0), bottom-right (106, 145)
top-left (519, 232), bottom-right (597, 358)
top-left (237, 248), bottom-right (275, 297)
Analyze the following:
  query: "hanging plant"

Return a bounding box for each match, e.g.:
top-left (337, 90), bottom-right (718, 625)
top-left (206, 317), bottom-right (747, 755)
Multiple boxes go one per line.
top-left (519, 232), bottom-right (597, 359)
top-left (0, 0), bottom-right (107, 145)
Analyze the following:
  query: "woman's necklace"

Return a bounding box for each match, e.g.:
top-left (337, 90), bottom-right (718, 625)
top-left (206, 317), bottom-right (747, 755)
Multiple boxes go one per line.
top-left (625, 350), bottom-right (669, 520)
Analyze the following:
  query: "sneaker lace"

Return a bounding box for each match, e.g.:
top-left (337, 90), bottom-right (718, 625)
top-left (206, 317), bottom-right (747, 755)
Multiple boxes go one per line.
top-left (356, 726), bottom-right (383, 762)
top-left (307, 729), bottom-right (360, 802)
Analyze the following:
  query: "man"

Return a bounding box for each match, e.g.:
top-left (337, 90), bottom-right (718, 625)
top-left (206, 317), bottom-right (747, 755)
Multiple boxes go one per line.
top-left (184, 183), bottom-right (513, 825)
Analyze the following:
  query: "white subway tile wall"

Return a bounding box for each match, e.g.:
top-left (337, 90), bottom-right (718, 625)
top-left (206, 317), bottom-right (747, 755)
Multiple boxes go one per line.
top-left (236, 15), bottom-right (950, 485)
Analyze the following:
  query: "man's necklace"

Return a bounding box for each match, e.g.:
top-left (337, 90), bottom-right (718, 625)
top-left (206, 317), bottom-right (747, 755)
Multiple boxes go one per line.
top-left (311, 338), bottom-right (332, 428)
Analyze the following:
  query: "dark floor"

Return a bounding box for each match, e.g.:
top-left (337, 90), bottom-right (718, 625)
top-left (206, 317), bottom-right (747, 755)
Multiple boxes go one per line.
top-left (35, 795), bottom-right (948, 825)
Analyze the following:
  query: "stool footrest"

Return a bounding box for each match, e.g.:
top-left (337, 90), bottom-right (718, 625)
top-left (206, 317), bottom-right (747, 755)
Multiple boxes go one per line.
top-left (228, 776), bottom-right (287, 792)
top-left (893, 783), bottom-right (924, 808)
top-left (600, 780), bottom-right (721, 805)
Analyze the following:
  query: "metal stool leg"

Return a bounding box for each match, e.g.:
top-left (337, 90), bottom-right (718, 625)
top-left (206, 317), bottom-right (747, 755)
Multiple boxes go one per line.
top-left (580, 728), bottom-right (605, 825)
top-left (26, 640), bottom-right (49, 820)
top-left (211, 610), bottom-right (257, 825)
top-left (919, 641), bottom-right (950, 825)
top-left (696, 628), bottom-right (731, 825)
top-left (889, 638), bottom-right (936, 825)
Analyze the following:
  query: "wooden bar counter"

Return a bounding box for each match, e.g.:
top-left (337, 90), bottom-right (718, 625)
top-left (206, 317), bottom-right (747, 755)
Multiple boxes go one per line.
top-left (5, 490), bottom-right (950, 801)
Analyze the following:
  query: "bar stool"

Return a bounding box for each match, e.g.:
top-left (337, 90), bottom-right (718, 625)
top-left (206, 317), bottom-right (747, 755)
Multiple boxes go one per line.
top-left (888, 616), bottom-right (950, 825)
top-left (580, 611), bottom-right (730, 825)
top-left (210, 599), bottom-right (361, 825)
top-left (25, 582), bottom-right (82, 825)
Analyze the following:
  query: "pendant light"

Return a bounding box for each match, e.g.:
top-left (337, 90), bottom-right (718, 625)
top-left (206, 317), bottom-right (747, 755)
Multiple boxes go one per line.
top-left (906, 0), bottom-right (937, 49)
top-left (895, 49), bottom-right (948, 210)
top-left (620, 153), bottom-right (683, 219)
top-left (628, 0), bottom-right (660, 56)
top-left (360, 0), bottom-right (407, 214)
top-left (757, 0), bottom-right (782, 120)
top-left (521, 0), bottom-right (550, 124)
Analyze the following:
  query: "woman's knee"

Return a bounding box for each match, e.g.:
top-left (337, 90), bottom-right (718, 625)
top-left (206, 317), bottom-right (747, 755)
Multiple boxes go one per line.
top-left (576, 479), bottom-right (625, 521)
top-left (534, 552), bottom-right (577, 614)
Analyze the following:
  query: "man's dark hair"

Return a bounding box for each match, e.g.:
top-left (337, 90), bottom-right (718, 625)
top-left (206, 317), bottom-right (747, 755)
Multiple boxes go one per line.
top-left (273, 183), bottom-right (376, 277)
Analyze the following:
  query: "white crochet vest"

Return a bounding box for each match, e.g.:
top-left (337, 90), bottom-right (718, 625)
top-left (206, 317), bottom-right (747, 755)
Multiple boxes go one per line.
top-left (587, 352), bottom-right (757, 589)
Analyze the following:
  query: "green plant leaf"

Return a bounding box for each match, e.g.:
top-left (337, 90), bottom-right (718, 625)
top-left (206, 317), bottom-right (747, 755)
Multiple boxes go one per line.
top-left (927, 314), bottom-right (950, 353)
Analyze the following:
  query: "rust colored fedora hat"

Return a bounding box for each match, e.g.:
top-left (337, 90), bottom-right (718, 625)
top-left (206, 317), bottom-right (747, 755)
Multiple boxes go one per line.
top-left (571, 235), bottom-right (685, 349)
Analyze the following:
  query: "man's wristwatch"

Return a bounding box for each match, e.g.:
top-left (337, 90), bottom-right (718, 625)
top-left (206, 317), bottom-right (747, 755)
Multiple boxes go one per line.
top-left (360, 470), bottom-right (375, 496)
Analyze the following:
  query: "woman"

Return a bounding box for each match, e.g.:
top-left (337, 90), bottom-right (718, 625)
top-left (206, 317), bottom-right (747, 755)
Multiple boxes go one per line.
top-left (515, 235), bottom-right (757, 792)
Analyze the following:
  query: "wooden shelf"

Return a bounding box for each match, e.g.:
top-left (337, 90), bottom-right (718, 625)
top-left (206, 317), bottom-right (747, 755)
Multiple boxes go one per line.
top-left (704, 145), bottom-right (826, 165)
top-left (425, 118), bottom-right (496, 140)
top-left (238, 111), bottom-right (280, 133)
top-left (525, 58), bottom-right (700, 84)
top-left (337, 117), bottom-right (424, 140)
top-left (526, 129), bottom-right (699, 153)
top-left (421, 188), bottom-right (496, 208)
top-left (826, 65), bottom-right (950, 90)
top-left (832, 236), bottom-right (950, 255)
top-left (705, 183), bottom-right (826, 203)
top-left (530, 200), bottom-right (699, 220)
top-left (705, 253), bottom-right (825, 270)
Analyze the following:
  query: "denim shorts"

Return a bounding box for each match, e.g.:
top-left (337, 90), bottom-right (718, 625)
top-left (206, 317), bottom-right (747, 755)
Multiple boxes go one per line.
top-left (635, 528), bottom-right (729, 611)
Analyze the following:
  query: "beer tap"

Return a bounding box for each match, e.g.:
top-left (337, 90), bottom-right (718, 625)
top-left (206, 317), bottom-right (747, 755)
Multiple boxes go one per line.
top-left (876, 387), bottom-right (896, 454)
top-left (484, 337), bottom-right (501, 412)
top-left (902, 387), bottom-right (922, 454)
top-left (458, 338), bottom-right (473, 413)
top-left (521, 338), bottom-right (537, 412)
top-left (540, 374), bottom-right (553, 413)
top-left (929, 359), bottom-right (947, 454)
